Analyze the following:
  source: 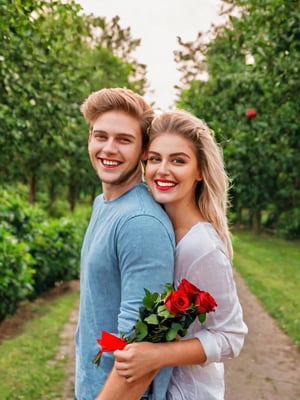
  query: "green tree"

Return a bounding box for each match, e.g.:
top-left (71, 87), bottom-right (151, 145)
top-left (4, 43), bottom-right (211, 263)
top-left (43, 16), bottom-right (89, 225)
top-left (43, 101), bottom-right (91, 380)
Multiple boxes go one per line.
top-left (0, 0), bottom-right (149, 210)
top-left (176, 0), bottom-right (300, 235)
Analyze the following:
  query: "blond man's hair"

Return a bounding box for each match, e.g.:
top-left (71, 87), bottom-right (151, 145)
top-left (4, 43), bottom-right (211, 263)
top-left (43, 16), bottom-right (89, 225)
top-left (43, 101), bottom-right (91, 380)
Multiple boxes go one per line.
top-left (80, 87), bottom-right (154, 148)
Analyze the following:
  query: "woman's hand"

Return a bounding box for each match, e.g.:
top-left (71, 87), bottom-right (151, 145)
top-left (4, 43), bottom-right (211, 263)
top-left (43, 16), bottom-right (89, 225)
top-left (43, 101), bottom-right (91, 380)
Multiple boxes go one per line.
top-left (114, 342), bottom-right (160, 382)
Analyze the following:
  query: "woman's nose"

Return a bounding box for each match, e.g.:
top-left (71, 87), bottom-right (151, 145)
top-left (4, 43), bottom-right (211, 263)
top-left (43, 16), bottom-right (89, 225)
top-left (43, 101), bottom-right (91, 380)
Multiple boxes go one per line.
top-left (157, 160), bottom-right (169, 175)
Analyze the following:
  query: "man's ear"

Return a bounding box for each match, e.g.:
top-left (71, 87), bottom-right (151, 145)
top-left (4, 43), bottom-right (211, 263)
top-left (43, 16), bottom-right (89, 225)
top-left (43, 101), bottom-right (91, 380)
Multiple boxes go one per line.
top-left (88, 127), bottom-right (93, 143)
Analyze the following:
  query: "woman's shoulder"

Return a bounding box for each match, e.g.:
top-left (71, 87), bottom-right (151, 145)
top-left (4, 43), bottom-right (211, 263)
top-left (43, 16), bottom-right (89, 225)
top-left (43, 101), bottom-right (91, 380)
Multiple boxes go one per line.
top-left (177, 222), bottom-right (226, 259)
top-left (181, 222), bottom-right (218, 244)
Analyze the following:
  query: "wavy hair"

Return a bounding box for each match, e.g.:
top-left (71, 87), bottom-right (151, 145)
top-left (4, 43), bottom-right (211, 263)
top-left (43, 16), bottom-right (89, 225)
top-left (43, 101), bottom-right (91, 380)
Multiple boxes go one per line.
top-left (148, 109), bottom-right (233, 260)
top-left (80, 87), bottom-right (154, 148)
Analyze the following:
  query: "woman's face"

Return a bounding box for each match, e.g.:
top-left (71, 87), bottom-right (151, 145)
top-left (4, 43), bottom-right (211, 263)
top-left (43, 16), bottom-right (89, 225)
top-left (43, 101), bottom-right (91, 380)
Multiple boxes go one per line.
top-left (146, 132), bottom-right (202, 208)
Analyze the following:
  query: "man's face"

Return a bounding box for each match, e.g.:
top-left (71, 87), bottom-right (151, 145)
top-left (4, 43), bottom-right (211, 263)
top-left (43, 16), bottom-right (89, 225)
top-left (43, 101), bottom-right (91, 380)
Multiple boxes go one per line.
top-left (88, 110), bottom-right (145, 199)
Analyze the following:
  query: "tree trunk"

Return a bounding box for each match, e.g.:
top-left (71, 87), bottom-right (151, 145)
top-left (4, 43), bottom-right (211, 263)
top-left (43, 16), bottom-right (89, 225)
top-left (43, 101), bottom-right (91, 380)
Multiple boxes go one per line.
top-left (49, 180), bottom-right (56, 204)
top-left (28, 173), bottom-right (36, 205)
top-left (68, 182), bottom-right (76, 213)
top-left (252, 210), bottom-right (261, 234)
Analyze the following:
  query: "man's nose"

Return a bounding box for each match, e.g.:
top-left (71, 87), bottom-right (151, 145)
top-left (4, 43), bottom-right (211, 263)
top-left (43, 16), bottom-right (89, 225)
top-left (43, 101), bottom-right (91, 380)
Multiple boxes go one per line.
top-left (103, 138), bottom-right (117, 153)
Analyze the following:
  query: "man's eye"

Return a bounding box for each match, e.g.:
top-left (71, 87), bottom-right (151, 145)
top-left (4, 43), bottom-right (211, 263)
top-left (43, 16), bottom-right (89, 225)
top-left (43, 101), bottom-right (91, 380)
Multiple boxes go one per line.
top-left (95, 134), bottom-right (106, 140)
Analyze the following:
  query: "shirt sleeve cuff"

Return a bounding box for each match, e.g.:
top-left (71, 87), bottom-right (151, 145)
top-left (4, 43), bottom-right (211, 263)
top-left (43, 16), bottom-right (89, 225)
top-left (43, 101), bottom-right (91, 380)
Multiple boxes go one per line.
top-left (194, 330), bottom-right (222, 365)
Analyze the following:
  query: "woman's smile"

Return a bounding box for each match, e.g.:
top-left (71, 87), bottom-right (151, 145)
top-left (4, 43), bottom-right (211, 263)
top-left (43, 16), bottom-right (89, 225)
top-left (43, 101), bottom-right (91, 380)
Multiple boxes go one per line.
top-left (154, 179), bottom-right (177, 190)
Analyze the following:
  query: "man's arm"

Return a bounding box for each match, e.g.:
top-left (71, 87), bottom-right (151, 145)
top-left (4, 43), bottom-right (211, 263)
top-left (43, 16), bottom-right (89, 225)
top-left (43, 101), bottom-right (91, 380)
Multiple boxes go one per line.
top-left (96, 366), bottom-right (157, 400)
top-left (98, 214), bottom-right (174, 398)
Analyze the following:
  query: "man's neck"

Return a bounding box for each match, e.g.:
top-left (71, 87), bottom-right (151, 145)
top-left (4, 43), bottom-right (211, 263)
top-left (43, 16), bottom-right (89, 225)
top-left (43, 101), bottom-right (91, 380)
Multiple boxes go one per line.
top-left (103, 175), bottom-right (143, 201)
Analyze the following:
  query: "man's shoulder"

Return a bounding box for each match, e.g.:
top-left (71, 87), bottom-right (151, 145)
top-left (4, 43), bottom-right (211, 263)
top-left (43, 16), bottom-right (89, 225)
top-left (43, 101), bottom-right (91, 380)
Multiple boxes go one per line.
top-left (125, 183), bottom-right (166, 216)
top-left (119, 184), bottom-right (174, 237)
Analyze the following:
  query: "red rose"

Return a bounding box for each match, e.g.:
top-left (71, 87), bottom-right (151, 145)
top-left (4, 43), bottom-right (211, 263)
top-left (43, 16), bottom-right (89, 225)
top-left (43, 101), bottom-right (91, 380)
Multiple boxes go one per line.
top-left (177, 279), bottom-right (201, 298)
top-left (165, 290), bottom-right (190, 316)
top-left (246, 109), bottom-right (256, 118)
top-left (194, 291), bottom-right (217, 314)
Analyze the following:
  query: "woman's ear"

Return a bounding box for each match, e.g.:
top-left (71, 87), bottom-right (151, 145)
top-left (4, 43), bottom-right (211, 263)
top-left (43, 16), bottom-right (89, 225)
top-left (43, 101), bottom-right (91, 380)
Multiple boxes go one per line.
top-left (141, 148), bottom-right (148, 161)
top-left (197, 170), bottom-right (203, 182)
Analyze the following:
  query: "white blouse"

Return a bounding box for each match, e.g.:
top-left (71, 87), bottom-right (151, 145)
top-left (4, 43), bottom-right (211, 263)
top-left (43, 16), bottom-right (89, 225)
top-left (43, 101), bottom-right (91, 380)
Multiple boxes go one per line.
top-left (167, 223), bottom-right (248, 400)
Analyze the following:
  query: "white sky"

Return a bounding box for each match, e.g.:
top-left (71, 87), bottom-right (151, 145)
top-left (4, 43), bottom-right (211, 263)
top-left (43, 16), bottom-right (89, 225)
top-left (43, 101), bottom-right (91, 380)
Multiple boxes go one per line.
top-left (76, 0), bottom-right (224, 110)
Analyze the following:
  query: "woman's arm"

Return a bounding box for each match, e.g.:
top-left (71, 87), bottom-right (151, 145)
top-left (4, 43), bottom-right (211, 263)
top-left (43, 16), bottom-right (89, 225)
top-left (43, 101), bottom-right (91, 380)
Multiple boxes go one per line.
top-left (95, 366), bottom-right (157, 400)
top-left (114, 338), bottom-right (206, 382)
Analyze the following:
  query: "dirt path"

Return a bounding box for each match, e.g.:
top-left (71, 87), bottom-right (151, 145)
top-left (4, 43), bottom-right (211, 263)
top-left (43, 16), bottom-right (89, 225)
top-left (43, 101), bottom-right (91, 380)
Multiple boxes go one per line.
top-left (12, 274), bottom-right (298, 399)
top-left (55, 282), bottom-right (79, 400)
top-left (224, 271), bottom-right (300, 400)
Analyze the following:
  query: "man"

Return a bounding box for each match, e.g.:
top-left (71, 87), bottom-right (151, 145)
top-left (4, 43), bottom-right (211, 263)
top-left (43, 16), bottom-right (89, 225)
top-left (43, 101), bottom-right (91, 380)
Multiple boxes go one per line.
top-left (75, 88), bottom-right (175, 400)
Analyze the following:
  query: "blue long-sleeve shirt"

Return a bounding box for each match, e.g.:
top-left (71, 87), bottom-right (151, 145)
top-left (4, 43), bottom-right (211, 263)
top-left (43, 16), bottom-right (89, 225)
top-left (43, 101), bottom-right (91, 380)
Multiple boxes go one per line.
top-left (75, 183), bottom-right (175, 400)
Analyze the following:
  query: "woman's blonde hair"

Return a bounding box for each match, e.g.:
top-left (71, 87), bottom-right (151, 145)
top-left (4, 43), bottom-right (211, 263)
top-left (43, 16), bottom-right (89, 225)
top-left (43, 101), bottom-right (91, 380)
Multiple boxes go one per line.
top-left (148, 109), bottom-right (233, 260)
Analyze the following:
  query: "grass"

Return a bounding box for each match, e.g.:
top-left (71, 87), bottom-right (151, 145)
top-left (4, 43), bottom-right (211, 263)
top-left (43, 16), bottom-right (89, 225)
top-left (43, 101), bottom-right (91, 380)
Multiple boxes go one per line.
top-left (232, 230), bottom-right (300, 348)
top-left (0, 289), bottom-right (79, 399)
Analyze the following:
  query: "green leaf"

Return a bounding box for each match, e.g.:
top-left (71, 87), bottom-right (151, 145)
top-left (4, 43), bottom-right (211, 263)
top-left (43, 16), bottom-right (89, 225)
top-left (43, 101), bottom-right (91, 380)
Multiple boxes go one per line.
top-left (144, 314), bottom-right (159, 325)
top-left (198, 313), bottom-right (206, 323)
top-left (166, 330), bottom-right (177, 341)
top-left (179, 328), bottom-right (188, 337)
top-left (134, 320), bottom-right (148, 341)
top-left (166, 327), bottom-right (179, 341)
top-left (157, 305), bottom-right (174, 318)
top-left (171, 322), bottom-right (183, 332)
top-left (143, 289), bottom-right (159, 310)
top-left (163, 282), bottom-right (174, 294)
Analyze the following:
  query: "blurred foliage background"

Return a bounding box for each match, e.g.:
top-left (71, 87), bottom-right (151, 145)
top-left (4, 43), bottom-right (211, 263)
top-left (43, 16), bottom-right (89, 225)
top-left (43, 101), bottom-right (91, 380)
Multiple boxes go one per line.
top-left (0, 0), bottom-right (299, 320)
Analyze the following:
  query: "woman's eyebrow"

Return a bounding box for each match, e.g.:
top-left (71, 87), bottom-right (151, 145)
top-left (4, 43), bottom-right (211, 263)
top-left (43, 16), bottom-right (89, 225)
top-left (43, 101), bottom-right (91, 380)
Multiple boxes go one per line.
top-left (148, 150), bottom-right (190, 158)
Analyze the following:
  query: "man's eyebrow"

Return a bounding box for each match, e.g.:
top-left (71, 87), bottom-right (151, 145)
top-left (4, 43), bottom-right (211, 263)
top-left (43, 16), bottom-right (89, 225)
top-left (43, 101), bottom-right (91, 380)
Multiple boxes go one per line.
top-left (92, 129), bottom-right (135, 137)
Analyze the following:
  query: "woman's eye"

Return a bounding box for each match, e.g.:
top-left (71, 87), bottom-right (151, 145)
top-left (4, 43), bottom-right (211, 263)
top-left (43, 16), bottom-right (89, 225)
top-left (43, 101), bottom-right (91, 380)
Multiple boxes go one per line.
top-left (173, 158), bottom-right (185, 164)
top-left (148, 156), bottom-right (160, 162)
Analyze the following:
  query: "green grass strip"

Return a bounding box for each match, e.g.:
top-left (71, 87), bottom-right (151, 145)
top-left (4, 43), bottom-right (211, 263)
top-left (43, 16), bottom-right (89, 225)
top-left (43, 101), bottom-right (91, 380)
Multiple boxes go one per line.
top-left (233, 230), bottom-right (300, 348)
top-left (0, 290), bottom-right (79, 399)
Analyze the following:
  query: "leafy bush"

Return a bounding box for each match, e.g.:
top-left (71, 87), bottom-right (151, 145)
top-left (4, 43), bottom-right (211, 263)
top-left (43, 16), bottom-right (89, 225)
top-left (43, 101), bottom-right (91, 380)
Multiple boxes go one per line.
top-left (0, 188), bottom-right (45, 238)
top-left (0, 228), bottom-right (34, 321)
top-left (30, 218), bottom-right (80, 297)
top-left (0, 187), bottom-right (83, 319)
top-left (277, 208), bottom-right (300, 239)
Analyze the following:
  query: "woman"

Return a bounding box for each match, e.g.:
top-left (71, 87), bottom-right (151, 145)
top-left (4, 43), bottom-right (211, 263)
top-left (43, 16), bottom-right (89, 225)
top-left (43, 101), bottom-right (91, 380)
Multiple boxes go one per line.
top-left (97, 110), bottom-right (247, 400)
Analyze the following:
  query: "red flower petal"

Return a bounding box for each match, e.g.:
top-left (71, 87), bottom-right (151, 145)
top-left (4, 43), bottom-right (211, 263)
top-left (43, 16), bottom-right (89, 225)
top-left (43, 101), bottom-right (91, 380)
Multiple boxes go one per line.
top-left (96, 331), bottom-right (126, 352)
top-left (177, 279), bottom-right (201, 297)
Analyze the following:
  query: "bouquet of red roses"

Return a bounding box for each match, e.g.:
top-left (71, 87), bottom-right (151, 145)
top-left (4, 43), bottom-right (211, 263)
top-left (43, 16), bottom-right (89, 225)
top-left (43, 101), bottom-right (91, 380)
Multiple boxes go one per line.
top-left (92, 278), bottom-right (217, 367)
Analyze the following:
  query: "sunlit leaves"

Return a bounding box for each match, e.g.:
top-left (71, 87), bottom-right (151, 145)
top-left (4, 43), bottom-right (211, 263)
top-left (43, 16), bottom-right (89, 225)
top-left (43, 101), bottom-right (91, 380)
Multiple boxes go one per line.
top-left (0, 0), bottom-right (147, 209)
top-left (176, 0), bottom-right (300, 235)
